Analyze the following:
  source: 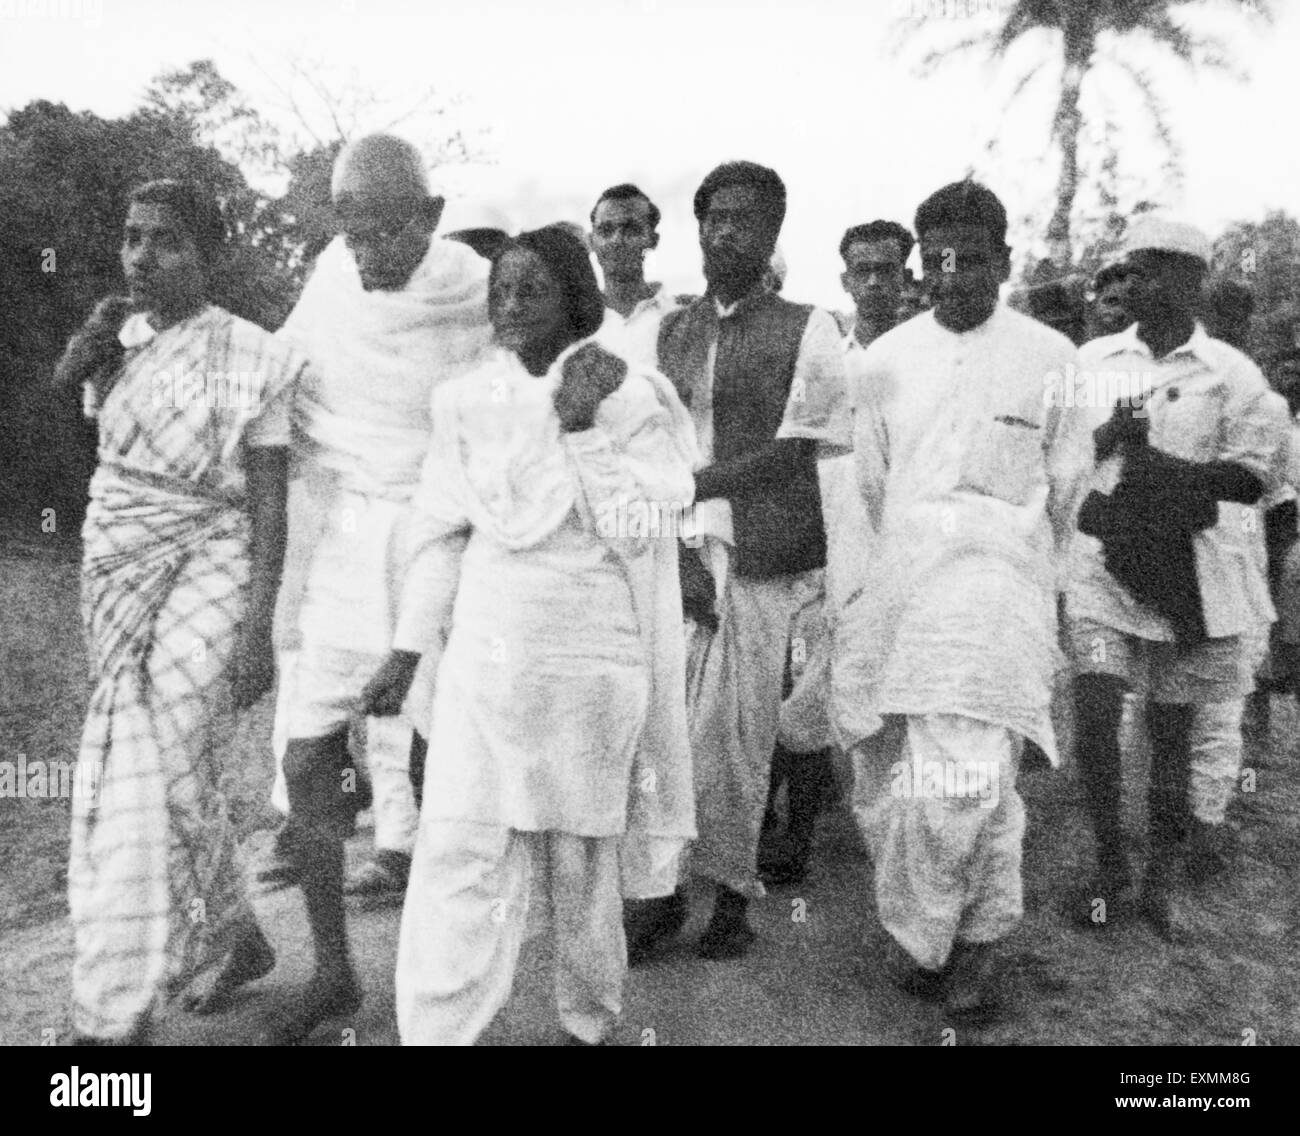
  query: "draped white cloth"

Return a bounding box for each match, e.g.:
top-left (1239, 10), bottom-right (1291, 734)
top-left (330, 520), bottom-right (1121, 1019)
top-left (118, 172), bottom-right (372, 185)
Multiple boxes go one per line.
top-left (392, 343), bottom-right (699, 841)
top-left (272, 235), bottom-right (493, 659)
top-left (269, 234), bottom-right (492, 823)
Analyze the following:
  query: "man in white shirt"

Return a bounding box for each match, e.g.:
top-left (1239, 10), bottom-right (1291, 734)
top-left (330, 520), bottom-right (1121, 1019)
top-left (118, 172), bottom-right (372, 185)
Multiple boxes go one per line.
top-left (848, 181), bottom-right (1086, 1019)
top-left (590, 183), bottom-right (677, 368)
top-left (1066, 216), bottom-right (1288, 940)
top-left (762, 220), bottom-right (917, 887)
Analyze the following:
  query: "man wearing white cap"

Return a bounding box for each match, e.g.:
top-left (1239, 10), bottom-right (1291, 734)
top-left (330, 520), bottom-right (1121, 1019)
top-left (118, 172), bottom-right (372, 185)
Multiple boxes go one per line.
top-left (1066, 214), bottom-right (1288, 940)
top-left (267, 134), bottom-right (493, 1041)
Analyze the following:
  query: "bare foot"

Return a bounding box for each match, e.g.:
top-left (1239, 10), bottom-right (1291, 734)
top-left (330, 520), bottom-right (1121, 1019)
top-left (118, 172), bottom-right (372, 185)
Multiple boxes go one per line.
top-left (182, 927), bottom-right (276, 1015)
top-left (257, 969), bottom-right (362, 1046)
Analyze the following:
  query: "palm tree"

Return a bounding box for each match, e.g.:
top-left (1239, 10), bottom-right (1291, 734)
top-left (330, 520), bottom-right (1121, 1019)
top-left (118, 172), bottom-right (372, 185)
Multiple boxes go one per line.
top-left (901, 0), bottom-right (1272, 268)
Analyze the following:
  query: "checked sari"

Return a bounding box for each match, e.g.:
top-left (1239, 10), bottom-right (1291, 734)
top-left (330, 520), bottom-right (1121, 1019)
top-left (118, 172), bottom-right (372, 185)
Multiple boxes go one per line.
top-left (68, 305), bottom-right (308, 1039)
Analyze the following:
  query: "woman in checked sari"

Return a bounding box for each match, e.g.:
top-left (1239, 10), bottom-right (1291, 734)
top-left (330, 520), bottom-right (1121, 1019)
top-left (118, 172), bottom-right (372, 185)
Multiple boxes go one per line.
top-left (56, 180), bottom-right (309, 1044)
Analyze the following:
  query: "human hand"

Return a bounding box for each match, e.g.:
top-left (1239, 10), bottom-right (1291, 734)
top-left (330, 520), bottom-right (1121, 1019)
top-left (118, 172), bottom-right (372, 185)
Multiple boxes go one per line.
top-left (358, 650), bottom-right (422, 717)
top-left (554, 342), bottom-right (627, 433)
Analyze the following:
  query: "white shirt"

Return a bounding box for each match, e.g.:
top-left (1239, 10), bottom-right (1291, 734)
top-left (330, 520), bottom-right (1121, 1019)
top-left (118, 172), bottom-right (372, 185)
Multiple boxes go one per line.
top-left (842, 304), bottom-right (1088, 759)
top-left (1067, 321), bottom-right (1289, 641)
top-left (596, 282), bottom-right (678, 369)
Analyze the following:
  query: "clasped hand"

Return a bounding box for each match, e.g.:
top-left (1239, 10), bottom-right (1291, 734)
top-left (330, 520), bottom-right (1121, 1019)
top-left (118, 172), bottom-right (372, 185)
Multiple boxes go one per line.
top-left (552, 342), bottom-right (627, 433)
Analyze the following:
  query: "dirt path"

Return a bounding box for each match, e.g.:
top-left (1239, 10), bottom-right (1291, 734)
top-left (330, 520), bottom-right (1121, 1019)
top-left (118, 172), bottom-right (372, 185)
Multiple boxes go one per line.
top-left (3, 551), bottom-right (1298, 1045)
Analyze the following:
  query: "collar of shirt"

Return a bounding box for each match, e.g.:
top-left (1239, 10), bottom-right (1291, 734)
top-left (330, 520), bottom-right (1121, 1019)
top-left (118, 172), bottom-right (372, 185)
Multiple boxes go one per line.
top-left (628, 282), bottom-right (673, 321)
top-left (1096, 319), bottom-right (1214, 365)
top-left (712, 281), bottom-right (769, 321)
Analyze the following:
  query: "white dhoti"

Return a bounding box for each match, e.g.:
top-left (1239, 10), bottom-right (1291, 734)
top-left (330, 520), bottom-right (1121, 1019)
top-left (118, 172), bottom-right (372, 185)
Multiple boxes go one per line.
top-left (686, 560), bottom-right (822, 896)
top-left (776, 569), bottom-right (833, 756)
top-left (271, 484), bottom-right (424, 855)
top-left (874, 713), bottom-right (1025, 972)
top-left (396, 820), bottom-right (624, 1046)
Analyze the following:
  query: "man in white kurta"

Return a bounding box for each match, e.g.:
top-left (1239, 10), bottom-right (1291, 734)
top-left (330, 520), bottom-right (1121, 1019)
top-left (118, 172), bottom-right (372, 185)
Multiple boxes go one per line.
top-left (846, 181), bottom-right (1086, 1017)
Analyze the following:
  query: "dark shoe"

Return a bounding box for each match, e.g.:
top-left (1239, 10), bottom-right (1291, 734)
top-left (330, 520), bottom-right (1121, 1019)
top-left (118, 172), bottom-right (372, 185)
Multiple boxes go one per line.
top-left (562, 1032), bottom-right (608, 1046)
top-left (881, 938), bottom-right (944, 1002)
top-left (697, 911), bottom-right (757, 960)
top-left (624, 891), bottom-right (688, 967)
top-left (344, 849), bottom-right (411, 899)
top-left (942, 940), bottom-right (1001, 1022)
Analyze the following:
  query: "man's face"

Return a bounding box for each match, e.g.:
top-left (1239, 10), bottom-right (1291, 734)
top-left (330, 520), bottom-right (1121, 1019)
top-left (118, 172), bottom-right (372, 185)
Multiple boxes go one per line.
top-left (591, 197), bottom-right (657, 283)
top-left (337, 193), bottom-right (441, 291)
top-left (841, 238), bottom-right (907, 323)
top-left (489, 247), bottom-right (569, 356)
top-left (700, 184), bottom-right (778, 297)
top-left (1089, 275), bottom-right (1135, 338)
top-left (920, 224), bottom-right (1009, 333)
top-left (120, 202), bottom-right (206, 316)
top-left (915, 223), bottom-right (1003, 331)
top-left (1122, 249), bottom-right (1205, 327)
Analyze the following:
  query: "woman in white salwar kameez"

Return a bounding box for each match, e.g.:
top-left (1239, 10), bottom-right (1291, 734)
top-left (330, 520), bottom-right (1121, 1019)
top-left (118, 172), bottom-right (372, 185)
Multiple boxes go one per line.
top-left (361, 225), bottom-right (697, 1045)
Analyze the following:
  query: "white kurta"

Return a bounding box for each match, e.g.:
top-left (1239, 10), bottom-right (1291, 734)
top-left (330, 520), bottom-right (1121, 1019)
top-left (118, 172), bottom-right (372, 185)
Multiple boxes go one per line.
top-left (843, 304), bottom-right (1088, 762)
top-left (391, 342), bottom-right (698, 1045)
top-left (392, 344), bottom-right (699, 839)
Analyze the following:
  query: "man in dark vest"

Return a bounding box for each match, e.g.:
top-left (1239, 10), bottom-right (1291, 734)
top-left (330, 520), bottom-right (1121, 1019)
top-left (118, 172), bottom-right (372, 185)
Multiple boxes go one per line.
top-left (623, 161), bottom-right (847, 962)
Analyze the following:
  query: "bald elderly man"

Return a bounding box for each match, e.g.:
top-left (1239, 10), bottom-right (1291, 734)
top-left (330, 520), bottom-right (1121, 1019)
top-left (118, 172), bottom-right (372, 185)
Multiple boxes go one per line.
top-left (266, 134), bottom-right (493, 1041)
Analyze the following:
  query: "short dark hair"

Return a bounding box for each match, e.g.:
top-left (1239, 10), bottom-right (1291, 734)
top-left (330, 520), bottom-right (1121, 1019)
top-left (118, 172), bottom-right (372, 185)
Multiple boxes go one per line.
top-left (590, 183), bottom-right (660, 231)
top-left (914, 180), bottom-right (1007, 247)
top-left (128, 179), bottom-right (227, 263)
top-left (839, 220), bottom-right (915, 264)
top-left (490, 224), bottom-right (607, 343)
top-left (692, 161), bottom-right (786, 231)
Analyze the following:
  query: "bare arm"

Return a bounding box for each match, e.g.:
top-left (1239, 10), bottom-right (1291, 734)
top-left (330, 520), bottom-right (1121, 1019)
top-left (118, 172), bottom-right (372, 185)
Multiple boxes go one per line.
top-left (231, 444), bottom-right (288, 709)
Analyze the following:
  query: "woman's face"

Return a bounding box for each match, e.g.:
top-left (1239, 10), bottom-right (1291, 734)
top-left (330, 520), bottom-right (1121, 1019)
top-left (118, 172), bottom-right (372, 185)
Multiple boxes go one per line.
top-left (490, 247), bottom-right (569, 356)
top-left (120, 202), bottom-right (207, 324)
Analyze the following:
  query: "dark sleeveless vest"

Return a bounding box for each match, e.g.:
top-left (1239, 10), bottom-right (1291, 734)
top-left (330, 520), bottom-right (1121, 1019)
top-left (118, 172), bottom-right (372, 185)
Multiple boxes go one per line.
top-left (658, 292), bottom-right (826, 580)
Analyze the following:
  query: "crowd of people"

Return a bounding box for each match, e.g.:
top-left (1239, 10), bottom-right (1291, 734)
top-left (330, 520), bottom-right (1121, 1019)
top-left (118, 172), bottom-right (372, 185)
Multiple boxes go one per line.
top-left (50, 132), bottom-right (1300, 1045)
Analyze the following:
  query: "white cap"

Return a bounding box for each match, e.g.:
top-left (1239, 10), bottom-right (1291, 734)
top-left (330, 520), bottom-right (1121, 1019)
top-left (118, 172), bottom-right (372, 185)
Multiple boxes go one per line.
top-left (1122, 215), bottom-right (1212, 266)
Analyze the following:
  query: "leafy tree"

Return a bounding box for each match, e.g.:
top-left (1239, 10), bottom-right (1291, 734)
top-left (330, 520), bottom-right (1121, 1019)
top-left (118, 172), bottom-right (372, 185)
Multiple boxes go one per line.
top-left (902, 0), bottom-right (1272, 269)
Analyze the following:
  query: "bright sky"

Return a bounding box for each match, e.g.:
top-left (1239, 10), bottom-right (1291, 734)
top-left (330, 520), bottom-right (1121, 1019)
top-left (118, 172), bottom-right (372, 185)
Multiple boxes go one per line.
top-left (2, 0), bottom-right (1297, 307)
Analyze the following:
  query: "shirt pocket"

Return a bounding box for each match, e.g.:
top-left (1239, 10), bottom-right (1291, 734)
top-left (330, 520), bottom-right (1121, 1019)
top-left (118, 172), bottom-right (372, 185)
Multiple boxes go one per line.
top-left (1148, 386), bottom-right (1221, 462)
top-left (957, 415), bottom-right (1044, 506)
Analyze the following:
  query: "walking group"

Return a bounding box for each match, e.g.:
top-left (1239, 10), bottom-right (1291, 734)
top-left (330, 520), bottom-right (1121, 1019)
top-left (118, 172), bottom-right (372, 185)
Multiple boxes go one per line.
top-left (52, 132), bottom-right (1298, 1044)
